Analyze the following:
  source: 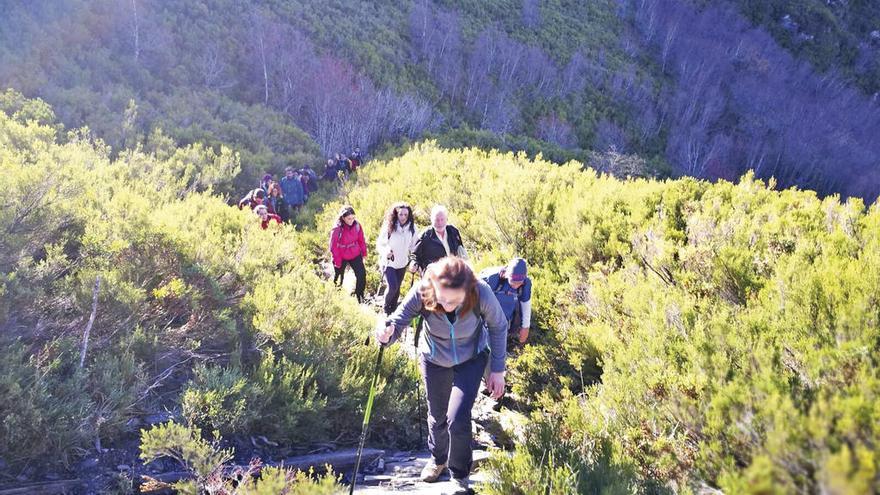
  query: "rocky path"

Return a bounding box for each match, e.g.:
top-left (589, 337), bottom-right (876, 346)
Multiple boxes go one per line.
top-left (355, 450), bottom-right (492, 494)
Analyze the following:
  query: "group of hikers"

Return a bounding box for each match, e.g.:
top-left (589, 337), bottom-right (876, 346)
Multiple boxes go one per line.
top-left (238, 150), bottom-right (531, 493)
top-left (323, 147), bottom-right (364, 182)
top-left (330, 202), bottom-right (533, 494)
top-left (236, 147), bottom-right (365, 227)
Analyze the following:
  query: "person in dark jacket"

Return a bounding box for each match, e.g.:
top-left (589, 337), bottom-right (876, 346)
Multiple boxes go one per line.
top-left (480, 258), bottom-right (533, 344)
top-left (237, 188), bottom-right (265, 210)
top-left (323, 158), bottom-right (337, 181)
top-left (259, 173), bottom-right (273, 193)
top-left (264, 181), bottom-right (288, 223)
top-left (349, 146), bottom-right (363, 172)
top-left (335, 153), bottom-right (350, 179)
top-left (303, 167), bottom-right (319, 193)
top-left (328, 205), bottom-right (368, 303)
top-left (375, 257), bottom-right (507, 494)
top-left (298, 170), bottom-right (310, 201)
top-left (411, 204), bottom-right (468, 272)
top-left (280, 167), bottom-right (304, 220)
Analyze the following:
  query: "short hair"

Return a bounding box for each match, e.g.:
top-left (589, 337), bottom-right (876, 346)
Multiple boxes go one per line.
top-left (254, 204), bottom-right (268, 214)
top-left (430, 204), bottom-right (448, 223)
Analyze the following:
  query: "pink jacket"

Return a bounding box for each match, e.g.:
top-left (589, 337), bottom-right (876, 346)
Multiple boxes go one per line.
top-left (329, 222), bottom-right (367, 267)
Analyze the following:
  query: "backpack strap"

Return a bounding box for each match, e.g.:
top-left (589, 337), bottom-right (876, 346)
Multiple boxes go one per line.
top-left (449, 225), bottom-right (464, 251)
top-left (493, 271), bottom-right (505, 292)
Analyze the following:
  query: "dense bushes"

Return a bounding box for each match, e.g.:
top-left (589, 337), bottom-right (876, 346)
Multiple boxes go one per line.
top-left (4, 91), bottom-right (879, 493)
top-left (0, 97), bottom-right (418, 474)
top-left (324, 142), bottom-right (880, 493)
top-left (139, 422), bottom-right (340, 494)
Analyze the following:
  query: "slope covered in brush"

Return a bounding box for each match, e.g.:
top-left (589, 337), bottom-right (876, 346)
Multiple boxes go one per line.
top-left (330, 142), bottom-right (880, 494)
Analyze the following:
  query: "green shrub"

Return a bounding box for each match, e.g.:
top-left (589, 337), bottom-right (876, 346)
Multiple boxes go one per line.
top-left (0, 96), bottom-right (416, 470)
top-left (140, 421), bottom-right (233, 482)
top-left (248, 350), bottom-right (327, 444)
top-left (0, 337), bottom-right (147, 468)
top-left (244, 265), bottom-right (421, 447)
top-left (323, 142), bottom-right (880, 492)
top-left (181, 365), bottom-right (253, 435)
top-left (139, 422), bottom-right (342, 494)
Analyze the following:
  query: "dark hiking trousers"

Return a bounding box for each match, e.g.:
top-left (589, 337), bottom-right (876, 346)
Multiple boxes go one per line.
top-left (334, 255), bottom-right (366, 302)
top-left (420, 350), bottom-right (488, 480)
top-left (382, 266), bottom-right (407, 315)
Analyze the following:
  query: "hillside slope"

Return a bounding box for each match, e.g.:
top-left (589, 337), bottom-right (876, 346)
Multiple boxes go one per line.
top-left (2, 92), bottom-right (879, 492)
top-left (1, 0), bottom-right (878, 200)
top-left (328, 142), bottom-right (880, 494)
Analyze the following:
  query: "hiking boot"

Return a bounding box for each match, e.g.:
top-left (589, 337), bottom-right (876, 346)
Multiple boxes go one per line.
top-left (420, 459), bottom-right (447, 482)
top-left (447, 477), bottom-right (472, 495)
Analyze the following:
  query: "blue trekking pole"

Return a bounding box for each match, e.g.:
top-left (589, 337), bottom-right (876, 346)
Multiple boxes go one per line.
top-left (349, 343), bottom-right (385, 495)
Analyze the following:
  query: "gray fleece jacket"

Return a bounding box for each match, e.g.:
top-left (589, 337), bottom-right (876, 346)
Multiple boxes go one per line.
top-left (386, 280), bottom-right (509, 372)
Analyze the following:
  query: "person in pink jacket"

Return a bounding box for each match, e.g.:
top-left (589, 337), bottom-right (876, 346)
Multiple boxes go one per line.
top-left (329, 205), bottom-right (368, 303)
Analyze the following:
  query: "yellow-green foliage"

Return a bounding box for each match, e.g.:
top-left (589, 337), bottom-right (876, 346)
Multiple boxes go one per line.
top-left (0, 95), bottom-right (418, 471)
top-left (4, 92), bottom-right (879, 493)
top-left (319, 142), bottom-right (880, 493)
top-left (140, 422), bottom-right (233, 482)
top-left (139, 422), bottom-right (341, 494)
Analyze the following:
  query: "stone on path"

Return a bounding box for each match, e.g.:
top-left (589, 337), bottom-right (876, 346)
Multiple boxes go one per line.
top-left (355, 450), bottom-right (492, 494)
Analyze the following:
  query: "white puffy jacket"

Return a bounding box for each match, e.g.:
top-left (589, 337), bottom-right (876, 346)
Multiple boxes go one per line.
top-left (376, 221), bottom-right (418, 270)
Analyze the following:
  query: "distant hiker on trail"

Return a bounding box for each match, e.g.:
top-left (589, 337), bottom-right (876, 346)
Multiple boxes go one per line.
top-left (412, 205), bottom-right (468, 272)
top-left (298, 169), bottom-right (311, 201)
top-left (302, 167), bottom-right (319, 194)
top-left (323, 158), bottom-right (336, 181)
top-left (280, 167), bottom-right (304, 219)
top-left (329, 205), bottom-right (368, 303)
top-left (237, 188), bottom-right (265, 210)
top-left (375, 257), bottom-right (507, 494)
top-left (335, 153), bottom-right (350, 178)
top-left (264, 181), bottom-right (288, 223)
top-left (259, 173), bottom-right (273, 193)
top-left (376, 202), bottom-right (419, 315)
top-left (349, 146), bottom-right (363, 172)
top-left (480, 258), bottom-right (533, 344)
top-left (254, 204), bottom-right (281, 230)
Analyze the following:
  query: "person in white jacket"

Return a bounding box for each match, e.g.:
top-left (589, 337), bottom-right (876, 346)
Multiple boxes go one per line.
top-left (376, 202), bottom-right (419, 315)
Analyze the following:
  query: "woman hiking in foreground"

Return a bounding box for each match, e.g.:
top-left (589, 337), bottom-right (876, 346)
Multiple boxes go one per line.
top-left (375, 256), bottom-right (508, 495)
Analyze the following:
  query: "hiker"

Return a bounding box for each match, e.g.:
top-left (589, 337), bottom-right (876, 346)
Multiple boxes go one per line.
top-left (328, 205), bottom-right (368, 303)
top-left (480, 258), bottom-right (533, 344)
top-left (349, 146), bottom-right (363, 172)
top-left (280, 167), bottom-right (304, 220)
top-left (264, 181), bottom-right (288, 223)
top-left (335, 153), bottom-right (350, 178)
top-left (237, 188), bottom-right (265, 210)
top-left (376, 202), bottom-right (419, 315)
top-left (323, 158), bottom-right (337, 181)
top-left (254, 204), bottom-right (281, 229)
top-left (411, 205), bottom-right (468, 272)
top-left (259, 173), bottom-right (273, 193)
top-left (375, 257), bottom-right (507, 494)
top-left (299, 169), bottom-right (311, 201)
top-left (303, 167), bottom-right (319, 194)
